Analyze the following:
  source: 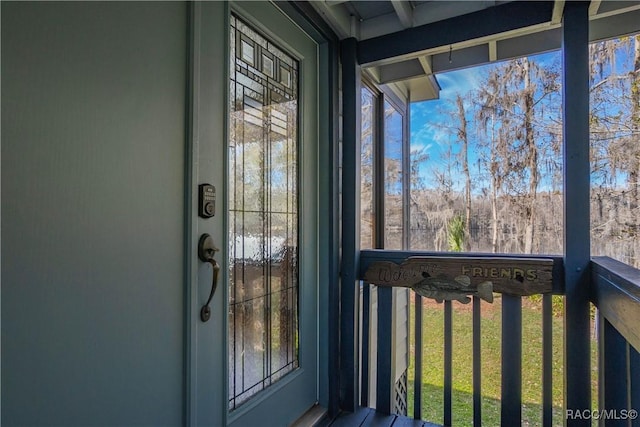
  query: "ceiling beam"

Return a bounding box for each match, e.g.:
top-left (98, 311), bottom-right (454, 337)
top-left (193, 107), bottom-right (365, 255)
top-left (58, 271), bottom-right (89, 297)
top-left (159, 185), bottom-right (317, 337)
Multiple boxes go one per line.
top-left (418, 56), bottom-right (433, 75)
top-left (591, 1), bottom-right (640, 19)
top-left (552, 0), bottom-right (565, 24)
top-left (378, 59), bottom-right (424, 84)
top-left (391, 0), bottom-right (413, 29)
top-left (497, 28), bottom-right (561, 63)
top-left (360, 12), bottom-right (405, 40)
top-left (590, 7), bottom-right (640, 42)
top-left (432, 44), bottom-right (489, 74)
top-left (308, 1), bottom-right (351, 39)
top-left (488, 40), bottom-right (497, 61)
top-left (350, 14), bottom-right (360, 39)
top-left (412, 1), bottom-right (495, 28)
top-left (589, 0), bottom-right (602, 16)
top-left (358, 1), bottom-right (554, 66)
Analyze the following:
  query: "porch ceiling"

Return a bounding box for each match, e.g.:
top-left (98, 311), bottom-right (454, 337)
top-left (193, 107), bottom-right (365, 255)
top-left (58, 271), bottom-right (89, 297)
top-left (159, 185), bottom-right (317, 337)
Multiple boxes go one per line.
top-left (311, 0), bottom-right (640, 102)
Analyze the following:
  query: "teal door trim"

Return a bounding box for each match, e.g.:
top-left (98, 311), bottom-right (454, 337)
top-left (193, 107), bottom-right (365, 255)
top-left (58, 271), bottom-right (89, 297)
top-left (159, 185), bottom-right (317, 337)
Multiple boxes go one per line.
top-left (272, 2), bottom-right (342, 413)
top-left (185, 2), bottom-right (229, 426)
top-left (269, 0), bottom-right (342, 416)
top-left (184, 2), bottom-right (197, 423)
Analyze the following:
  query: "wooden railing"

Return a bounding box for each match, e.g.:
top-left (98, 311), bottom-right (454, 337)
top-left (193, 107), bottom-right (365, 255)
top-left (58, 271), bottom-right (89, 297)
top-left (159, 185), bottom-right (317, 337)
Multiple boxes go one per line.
top-left (356, 250), bottom-right (640, 426)
top-left (591, 257), bottom-right (640, 424)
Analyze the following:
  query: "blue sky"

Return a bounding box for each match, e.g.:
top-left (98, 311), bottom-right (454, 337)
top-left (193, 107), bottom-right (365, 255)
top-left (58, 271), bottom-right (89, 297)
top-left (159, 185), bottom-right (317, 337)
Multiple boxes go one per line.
top-left (409, 51), bottom-right (561, 192)
top-left (410, 65), bottom-right (489, 191)
top-left (410, 67), bottom-right (481, 154)
top-left (409, 40), bottom-right (638, 193)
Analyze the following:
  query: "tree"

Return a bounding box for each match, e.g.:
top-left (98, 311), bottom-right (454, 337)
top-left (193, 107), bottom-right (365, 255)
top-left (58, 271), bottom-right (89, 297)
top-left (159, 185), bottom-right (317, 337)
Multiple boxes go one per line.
top-left (589, 35), bottom-right (640, 266)
top-left (361, 88), bottom-right (376, 249)
top-left (476, 74), bottom-right (513, 253)
top-left (447, 214), bottom-right (465, 252)
top-left (455, 94), bottom-right (472, 251)
top-left (630, 35), bottom-right (640, 264)
top-left (408, 37), bottom-right (639, 266)
top-left (473, 57), bottom-right (561, 253)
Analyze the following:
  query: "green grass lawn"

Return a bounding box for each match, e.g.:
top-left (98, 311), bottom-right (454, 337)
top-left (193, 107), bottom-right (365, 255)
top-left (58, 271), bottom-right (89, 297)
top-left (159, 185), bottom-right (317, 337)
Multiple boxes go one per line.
top-left (407, 295), bottom-right (598, 426)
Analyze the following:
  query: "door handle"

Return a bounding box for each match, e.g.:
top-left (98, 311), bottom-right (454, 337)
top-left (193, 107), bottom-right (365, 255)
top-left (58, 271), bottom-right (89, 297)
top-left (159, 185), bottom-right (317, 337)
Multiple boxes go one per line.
top-left (198, 233), bottom-right (220, 322)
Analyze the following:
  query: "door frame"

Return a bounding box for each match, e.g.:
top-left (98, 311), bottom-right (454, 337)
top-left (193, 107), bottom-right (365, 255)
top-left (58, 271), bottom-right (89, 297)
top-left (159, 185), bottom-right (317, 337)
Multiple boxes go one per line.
top-left (184, 2), bottom-right (339, 425)
top-left (185, 2), bottom-right (228, 426)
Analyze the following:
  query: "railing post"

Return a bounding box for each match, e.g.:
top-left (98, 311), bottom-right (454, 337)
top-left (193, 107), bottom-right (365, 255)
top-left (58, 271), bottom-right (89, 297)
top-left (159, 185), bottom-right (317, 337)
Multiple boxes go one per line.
top-left (562, 2), bottom-right (592, 425)
top-left (472, 297), bottom-right (482, 427)
top-left (377, 287), bottom-right (394, 414)
top-left (414, 295), bottom-right (423, 420)
top-left (340, 36), bottom-right (361, 412)
top-left (542, 294), bottom-right (554, 427)
top-left (361, 283), bottom-right (371, 408)
top-left (501, 295), bottom-right (522, 425)
top-left (444, 301), bottom-right (453, 426)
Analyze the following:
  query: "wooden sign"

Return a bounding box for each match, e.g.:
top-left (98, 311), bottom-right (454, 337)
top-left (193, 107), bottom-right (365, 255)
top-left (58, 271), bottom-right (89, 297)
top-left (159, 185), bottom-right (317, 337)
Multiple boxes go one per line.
top-left (364, 256), bottom-right (554, 299)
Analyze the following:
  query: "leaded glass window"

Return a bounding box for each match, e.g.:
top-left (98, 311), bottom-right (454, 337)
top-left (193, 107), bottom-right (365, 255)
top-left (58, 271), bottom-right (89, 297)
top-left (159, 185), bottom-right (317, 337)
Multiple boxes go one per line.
top-left (228, 14), bottom-right (299, 410)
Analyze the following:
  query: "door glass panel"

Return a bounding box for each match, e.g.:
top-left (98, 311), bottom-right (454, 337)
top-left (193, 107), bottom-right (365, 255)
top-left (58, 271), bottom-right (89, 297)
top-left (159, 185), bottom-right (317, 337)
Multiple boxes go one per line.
top-left (384, 101), bottom-right (404, 249)
top-left (361, 87), bottom-right (375, 249)
top-left (228, 14), bottom-right (299, 410)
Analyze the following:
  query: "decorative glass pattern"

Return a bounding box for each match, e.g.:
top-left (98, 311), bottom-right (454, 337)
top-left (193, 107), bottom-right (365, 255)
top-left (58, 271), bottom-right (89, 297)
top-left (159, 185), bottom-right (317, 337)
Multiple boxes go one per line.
top-left (262, 55), bottom-right (274, 78)
top-left (228, 14), bottom-right (299, 410)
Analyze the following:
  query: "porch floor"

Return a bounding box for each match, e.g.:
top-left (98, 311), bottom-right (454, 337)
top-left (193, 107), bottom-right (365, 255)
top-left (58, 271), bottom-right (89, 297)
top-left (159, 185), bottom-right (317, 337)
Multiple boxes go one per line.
top-left (323, 407), bottom-right (441, 427)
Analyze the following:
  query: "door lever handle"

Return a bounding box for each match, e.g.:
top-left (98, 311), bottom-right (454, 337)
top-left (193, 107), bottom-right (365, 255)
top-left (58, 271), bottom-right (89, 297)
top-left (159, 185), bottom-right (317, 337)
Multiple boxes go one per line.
top-left (198, 233), bottom-right (220, 322)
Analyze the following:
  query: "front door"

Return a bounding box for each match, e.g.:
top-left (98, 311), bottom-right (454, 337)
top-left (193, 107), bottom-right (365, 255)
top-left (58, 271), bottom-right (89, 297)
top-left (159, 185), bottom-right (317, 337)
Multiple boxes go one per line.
top-left (189, 2), bottom-right (319, 426)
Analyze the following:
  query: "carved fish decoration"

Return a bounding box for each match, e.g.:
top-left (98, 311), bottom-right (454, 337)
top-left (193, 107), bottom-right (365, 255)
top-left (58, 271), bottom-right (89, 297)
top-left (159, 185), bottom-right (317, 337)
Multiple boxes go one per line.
top-left (412, 273), bottom-right (493, 304)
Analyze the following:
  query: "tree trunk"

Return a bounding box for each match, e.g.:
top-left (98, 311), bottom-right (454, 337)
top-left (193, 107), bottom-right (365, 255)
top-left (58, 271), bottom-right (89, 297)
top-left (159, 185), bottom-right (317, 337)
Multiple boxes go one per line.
top-left (631, 35), bottom-right (640, 266)
top-left (456, 95), bottom-right (472, 251)
top-left (523, 59), bottom-right (538, 254)
top-left (491, 116), bottom-right (500, 254)
top-left (491, 175), bottom-right (499, 253)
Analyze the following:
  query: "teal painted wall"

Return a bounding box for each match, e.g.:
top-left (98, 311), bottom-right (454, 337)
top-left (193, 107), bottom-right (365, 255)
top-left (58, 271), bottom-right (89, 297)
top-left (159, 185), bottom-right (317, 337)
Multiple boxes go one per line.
top-left (1, 2), bottom-right (187, 425)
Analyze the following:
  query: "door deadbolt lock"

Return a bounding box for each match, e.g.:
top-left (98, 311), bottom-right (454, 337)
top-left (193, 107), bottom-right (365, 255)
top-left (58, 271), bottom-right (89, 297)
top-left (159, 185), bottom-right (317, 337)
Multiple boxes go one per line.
top-left (198, 184), bottom-right (216, 218)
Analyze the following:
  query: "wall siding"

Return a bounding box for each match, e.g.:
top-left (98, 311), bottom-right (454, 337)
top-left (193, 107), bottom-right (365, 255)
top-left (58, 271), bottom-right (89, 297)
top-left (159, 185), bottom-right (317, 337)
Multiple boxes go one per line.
top-left (1, 3), bottom-right (187, 425)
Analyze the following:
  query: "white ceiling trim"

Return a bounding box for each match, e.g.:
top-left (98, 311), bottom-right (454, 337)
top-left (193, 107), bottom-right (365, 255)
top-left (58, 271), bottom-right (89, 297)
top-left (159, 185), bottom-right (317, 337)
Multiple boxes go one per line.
top-left (418, 56), bottom-right (433, 75)
top-left (551, 0), bottom-right (565, 24)
top-left (488, 40), bottom-right (498, 61)
top-left (590, 2), bottom-right (640, 20)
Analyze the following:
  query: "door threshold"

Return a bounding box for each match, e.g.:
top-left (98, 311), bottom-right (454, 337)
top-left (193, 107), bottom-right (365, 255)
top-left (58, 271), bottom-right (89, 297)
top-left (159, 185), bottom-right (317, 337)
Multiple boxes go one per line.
top-left (290, 404), bottom-right (328, 427)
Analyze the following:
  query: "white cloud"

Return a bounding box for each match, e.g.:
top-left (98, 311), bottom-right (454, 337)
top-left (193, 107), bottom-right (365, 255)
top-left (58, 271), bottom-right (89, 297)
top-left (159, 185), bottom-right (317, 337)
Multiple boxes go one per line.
top-left (438, 67), bottom-right (482, 98)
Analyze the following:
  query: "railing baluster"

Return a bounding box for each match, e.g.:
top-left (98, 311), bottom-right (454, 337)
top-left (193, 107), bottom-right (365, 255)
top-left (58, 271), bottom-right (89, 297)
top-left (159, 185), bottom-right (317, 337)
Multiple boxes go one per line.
top-left (600, 315), bottom-right (628, 422)
top-left (414, 294), bottom-right (423, 420)
top-left (542, 294), bottom-right (553, 427)
top-left (501, 294), bottom-right (522, 425)
top-left (444, 301), bottom-right (453, 426)
top-left (472, 296), bottom-right (481, 427)
top-left (361, 282), bottom-right (371, 407)
top-left (377, 286), bottom-right (393, 414)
